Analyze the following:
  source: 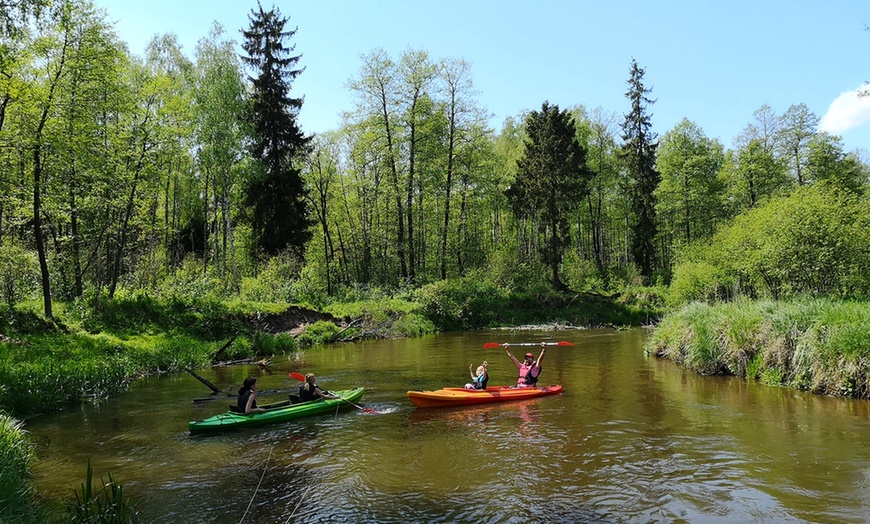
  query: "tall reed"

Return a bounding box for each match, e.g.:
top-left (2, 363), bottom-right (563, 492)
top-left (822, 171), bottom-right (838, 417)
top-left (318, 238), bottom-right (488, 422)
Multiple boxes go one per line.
top-left (647, 299), bottom-right (870, 398)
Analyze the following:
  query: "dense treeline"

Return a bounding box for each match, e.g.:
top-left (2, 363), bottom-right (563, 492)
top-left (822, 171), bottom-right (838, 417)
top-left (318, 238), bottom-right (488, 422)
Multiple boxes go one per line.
top-left (1, 1), bottom-right (868, 318)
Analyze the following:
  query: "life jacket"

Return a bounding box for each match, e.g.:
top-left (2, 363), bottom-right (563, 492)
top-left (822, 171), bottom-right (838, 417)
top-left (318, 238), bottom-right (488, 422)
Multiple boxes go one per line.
top-left (472, 371), bottom-right (488, 390)
top-left (518, 362), bottom-right (541, 387)
top-left (237, 389), bottom-right (256, 411)
top-left (299, 383), bottom-right (318, 402)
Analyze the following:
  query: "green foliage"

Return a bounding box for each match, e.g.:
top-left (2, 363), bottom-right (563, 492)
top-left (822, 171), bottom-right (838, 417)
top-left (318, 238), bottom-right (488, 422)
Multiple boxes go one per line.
top-left (250, 331), bottom-right (297, 355)
top-left (648, 299), bottom-right (870, 398)
top-left (0, 412), bottom-right (44, 524)
top-left (242, 5), bottom-right (313, 259)
top-left (294, 321), bottom-right (338, 346)
top-left (670, 185), bottom-right (870, 304)
top-left (66, 460), bottom-right (139, 524)
top-left (667, 259), bottom-right (734, 305)
top-left (0, 413), bottom-right (32, 484)
top-left (655, 118), bottom-right (724, 246)
top-left (154, 257), bottom-right (228, 303)
top-left (561, 252), bottom-right (604, 292)
top-left (0, 244), bottom-right (39, 308)
top-left (415, 275), bottom-right (509, 331)
top-left (323, 295), bottom-right (436, 339)
top-left (238, 253), bottom-right (300, 303)
top-left (620, 59), bottom-right (660, 281)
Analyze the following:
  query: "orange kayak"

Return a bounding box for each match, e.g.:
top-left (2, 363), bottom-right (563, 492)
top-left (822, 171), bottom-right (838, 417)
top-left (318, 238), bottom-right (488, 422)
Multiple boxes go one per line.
top-left (406, 385), bottom-right (563, 408)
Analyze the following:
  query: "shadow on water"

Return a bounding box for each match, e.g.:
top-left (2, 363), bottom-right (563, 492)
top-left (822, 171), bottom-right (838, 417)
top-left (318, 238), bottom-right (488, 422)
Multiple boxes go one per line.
top-left (24, 329), bottom-right (870, 523)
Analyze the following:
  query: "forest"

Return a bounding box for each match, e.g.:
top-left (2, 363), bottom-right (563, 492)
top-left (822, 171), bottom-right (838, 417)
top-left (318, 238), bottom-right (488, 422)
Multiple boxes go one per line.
top-left (1, 1), bottom-right (868, 320)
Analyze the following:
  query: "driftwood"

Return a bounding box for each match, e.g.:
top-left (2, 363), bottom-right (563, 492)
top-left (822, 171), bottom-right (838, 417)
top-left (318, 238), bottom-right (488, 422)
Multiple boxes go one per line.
top-left (193, 388), bottom-right (294, 404)
top-left (210, 336), bottom-right (237, 362)
top-left (184, 367), bottom-right (225, 395)
top-left (331, 318), bottom-right (361, 341)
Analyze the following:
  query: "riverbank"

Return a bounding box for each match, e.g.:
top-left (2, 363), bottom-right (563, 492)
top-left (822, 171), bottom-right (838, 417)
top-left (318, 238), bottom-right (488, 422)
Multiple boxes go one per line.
top-left (646, 298), bottom-right (870, 398)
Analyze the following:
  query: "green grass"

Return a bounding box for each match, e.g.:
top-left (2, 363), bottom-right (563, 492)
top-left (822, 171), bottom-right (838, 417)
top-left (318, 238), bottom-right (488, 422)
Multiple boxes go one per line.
top-left (647, 298), bottom-right (870, 398)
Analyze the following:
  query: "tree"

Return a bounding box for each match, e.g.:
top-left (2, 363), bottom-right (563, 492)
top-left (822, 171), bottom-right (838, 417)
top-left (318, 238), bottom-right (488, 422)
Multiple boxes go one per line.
top-left (575, 107), bottom-right (621, 278)
top-left (507, 101), bottom-right (592, 290)
top-left (347, 49), bottom-right (408, 281)
top-left (805, 132), bottom-right (867, 195)
top-left (721, 138), bottom-right (790, 214)
top-left (620, 59), bottom-right (660, 282)
top-left (439, 57), bottom-right (479, 279)
top-left (655, 119), bottom-right (724, 248)
top-left (194, 23), bottom-right (246, 288)
top-left (397, 49), bottom-right (437, 282)
top-left (778, 103), bottom-right (819, 186)
top-left (241, 3), bottom-right (311, 260)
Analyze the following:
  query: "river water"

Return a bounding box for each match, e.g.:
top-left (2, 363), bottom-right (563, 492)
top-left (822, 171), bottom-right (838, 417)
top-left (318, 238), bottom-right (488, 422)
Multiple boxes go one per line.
top-left (25, 329), bottom-right (870, 523)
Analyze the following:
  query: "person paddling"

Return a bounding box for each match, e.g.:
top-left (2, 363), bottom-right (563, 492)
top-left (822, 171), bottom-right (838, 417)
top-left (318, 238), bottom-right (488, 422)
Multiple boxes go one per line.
top-left (505, 344), bottom-right (545, 388)
top-left (238, 377), bottom-right (266, 413)
top-left (299, 373), bottom-right (340, 402)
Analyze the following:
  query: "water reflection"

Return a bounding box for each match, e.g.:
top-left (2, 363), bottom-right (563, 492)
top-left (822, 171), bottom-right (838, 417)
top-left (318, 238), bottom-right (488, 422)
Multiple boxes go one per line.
top-left (24, 329), bottom-right (870, 523)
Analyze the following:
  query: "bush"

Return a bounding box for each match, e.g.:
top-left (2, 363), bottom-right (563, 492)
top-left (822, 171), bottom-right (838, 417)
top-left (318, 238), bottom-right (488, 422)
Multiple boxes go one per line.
top-left (670, 186), bottom-right (870, 302)
top-left (414, 273), bottom-right (509, 331)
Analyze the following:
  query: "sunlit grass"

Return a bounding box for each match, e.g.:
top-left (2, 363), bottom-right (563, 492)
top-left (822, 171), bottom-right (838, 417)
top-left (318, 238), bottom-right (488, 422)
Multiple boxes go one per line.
top-left (647, 298), bottom-right (870, 398)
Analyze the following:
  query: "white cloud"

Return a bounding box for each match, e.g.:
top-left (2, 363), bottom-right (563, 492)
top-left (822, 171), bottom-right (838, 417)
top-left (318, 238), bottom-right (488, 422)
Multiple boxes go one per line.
top-left (819, 85), bottom-right (870, 135)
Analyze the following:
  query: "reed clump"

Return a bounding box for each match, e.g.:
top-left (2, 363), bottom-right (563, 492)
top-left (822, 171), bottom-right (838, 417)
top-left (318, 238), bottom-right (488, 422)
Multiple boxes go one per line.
top-left (647, 298), bottom-right (870, 398)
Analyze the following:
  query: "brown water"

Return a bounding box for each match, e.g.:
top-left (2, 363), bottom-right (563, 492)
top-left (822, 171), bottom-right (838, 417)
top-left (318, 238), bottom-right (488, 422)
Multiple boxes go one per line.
top-left (25, 329), bottom-right (870, 523)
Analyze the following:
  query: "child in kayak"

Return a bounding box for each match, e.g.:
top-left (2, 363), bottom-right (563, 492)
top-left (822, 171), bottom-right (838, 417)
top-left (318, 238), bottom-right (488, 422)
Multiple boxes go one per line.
top-left (465, 361), bottom-right (489, 390)
top-left (299, 373), bottom-right (340, 402)
top-left (505, 345), bottom-right (545, 387)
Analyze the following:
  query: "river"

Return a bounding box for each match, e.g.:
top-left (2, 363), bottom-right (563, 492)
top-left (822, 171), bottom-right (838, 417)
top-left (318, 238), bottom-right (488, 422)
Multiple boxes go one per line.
top-left (25, 329), bottom-right (870, 523)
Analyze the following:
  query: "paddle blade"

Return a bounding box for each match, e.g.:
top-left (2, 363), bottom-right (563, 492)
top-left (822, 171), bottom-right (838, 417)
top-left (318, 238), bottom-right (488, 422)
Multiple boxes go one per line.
top-left (289, 372), bottom-right (306, 382)
top-left (556, 341), bottom-right (576, 347)
top-left (482, 342), bottom-right (502, 349)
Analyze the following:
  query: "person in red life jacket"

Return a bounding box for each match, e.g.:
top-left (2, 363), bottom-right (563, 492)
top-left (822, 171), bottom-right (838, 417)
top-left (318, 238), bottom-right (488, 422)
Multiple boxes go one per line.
top-left (505, 344), bottom-right (545, 388)
top-left (299, 373), bottom-right (340, 402)
top-left (238, 377), bottom-right (266, 413)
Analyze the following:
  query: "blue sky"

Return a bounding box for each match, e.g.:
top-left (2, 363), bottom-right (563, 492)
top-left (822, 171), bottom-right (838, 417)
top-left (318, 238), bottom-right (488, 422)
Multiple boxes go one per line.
top-left (93, 0), bottom-right (870, 154)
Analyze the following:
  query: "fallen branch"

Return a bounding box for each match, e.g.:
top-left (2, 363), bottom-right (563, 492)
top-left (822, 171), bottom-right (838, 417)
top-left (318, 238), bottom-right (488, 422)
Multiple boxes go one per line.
top-left (210, 336), bottom-right (237, 362)
top-left (331, 318), bottom-right (361, 341)
top-left (184, 367), bottom-right (223, 394)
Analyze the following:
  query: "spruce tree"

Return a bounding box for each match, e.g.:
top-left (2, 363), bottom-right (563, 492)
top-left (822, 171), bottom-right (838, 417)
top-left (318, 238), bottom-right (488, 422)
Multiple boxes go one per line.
top-left (508, 101), bottom-right (592, 290)
top-left (241, 3), bottom-right (312, 258)
top-left (620, 59), bottom-right (660, 282)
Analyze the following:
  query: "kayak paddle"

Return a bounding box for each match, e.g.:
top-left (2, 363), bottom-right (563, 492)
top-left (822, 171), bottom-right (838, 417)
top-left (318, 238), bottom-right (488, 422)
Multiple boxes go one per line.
top-left (482, 341), bottom-right (575, 349)
top-left (288, 372), bottom-right (380, 414)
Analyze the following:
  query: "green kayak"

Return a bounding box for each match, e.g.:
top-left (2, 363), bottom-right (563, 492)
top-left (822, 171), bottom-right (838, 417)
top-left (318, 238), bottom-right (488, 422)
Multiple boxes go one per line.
top-left (188, 387), bottom-right (365, 434)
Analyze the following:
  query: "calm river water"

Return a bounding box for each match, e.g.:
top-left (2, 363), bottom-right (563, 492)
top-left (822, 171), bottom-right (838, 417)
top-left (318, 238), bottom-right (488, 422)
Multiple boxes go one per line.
top-left (25, 329), bottom-right (870, 523)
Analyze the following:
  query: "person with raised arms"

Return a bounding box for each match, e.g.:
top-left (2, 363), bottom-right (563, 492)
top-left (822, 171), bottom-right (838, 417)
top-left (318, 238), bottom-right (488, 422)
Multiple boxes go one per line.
top-left (505, 344), bottom-right (545, 388)
top-left (465, 360), bottom-right (489, 390)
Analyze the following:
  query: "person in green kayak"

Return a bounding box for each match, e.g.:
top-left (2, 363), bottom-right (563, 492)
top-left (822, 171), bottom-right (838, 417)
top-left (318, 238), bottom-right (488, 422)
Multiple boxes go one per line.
top-left (299, 373), bottom-right (340, 402)
top-left (238, 377), bottom-right (266, 413)
top-left (505, 344), bottom-right (545, 388)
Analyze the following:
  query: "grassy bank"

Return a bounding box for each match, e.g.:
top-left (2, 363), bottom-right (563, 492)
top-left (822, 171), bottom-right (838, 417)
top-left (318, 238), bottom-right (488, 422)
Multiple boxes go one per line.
top-left (647, 299), bottom-right (870, 398)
